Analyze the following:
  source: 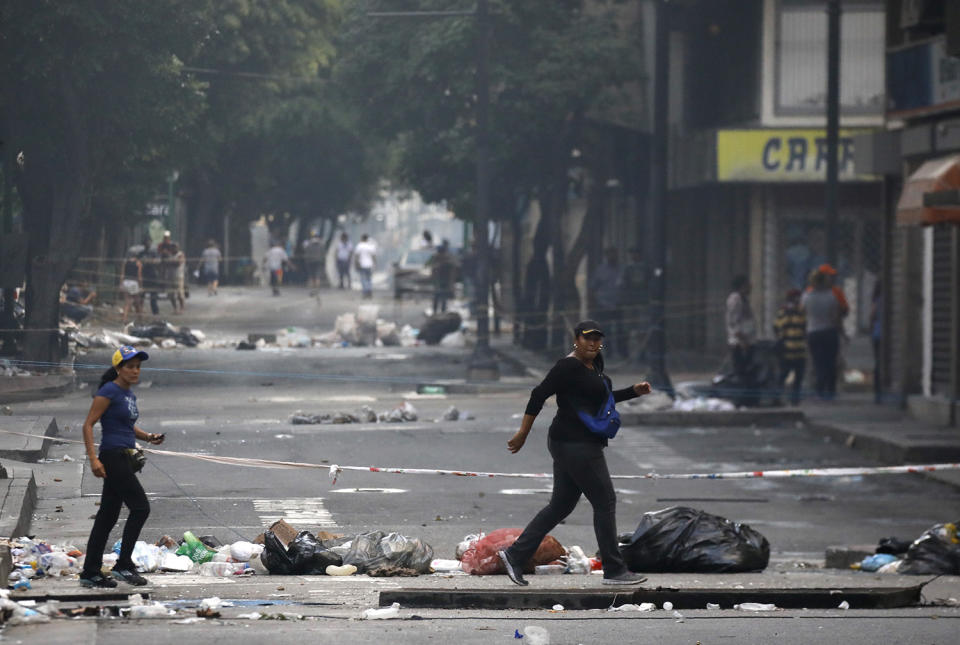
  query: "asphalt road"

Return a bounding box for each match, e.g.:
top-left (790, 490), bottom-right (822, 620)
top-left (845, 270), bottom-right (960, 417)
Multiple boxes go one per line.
top-left (10, 285), bottom-right (960, 643)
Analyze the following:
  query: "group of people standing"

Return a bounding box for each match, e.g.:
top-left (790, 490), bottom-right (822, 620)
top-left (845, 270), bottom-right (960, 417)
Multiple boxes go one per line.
top-left (726, 263), bottom-right (855, 405)
top-left (120, 232), bottom-right (206, 323)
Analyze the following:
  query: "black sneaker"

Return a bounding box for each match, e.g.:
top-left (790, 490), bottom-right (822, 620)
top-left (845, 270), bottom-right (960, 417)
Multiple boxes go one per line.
top-left (79, 573), bottom-right (118, 588)
top-left (111, 568), bottom-right (148, 586)
top-left (498, 549), bottom-right (528, 586)
top-left (602, 571), bottom-right (647, 586)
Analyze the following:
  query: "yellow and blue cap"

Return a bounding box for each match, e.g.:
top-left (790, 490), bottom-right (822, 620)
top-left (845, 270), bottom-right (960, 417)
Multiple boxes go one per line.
top-left (112, 345), bottom-right (149, 368)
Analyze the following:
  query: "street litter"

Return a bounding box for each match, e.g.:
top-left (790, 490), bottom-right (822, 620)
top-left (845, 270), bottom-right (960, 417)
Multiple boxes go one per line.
top-left (854, 521), bottom-right (960, 576)
top-left (662, 601), bottom-right (674, 611)
top-left (853, 553), bottom-right (899, 572)
top-left (520, 625), bottom-right (550, 645)
top-left (673, 610), bottom-right (685, 622)
top-left (671, 397), bottom-right (736, 412)
top-left (838, 600), bottom-right (850, 610)
top-left (360, 602), bottom-right (401, 620)
top-left (326, 564), bottom-right (357, 576)
top-left (341, 531), bottom-right (433, 574)
top-left (290, 402), bottom-right (415, 425)
top-left (429, 559), bottom-right (463, 573)
top-left (734, 603), bottom-right (779, 611)
top-left (122, 595), bottom-right (176, 619)
top-left (618, 506), bottom-right (770, 573)
top-left (438, 406), bottom-right (474, 422)
top-left (706, 603), bottom-right (720, 610)
top-left (608, 603), bottom-right (656, 612)
top-left (417, 312), bottom-right (462, 345)
top-left (459, 529), bottom-right (565, 575)
top-left (550, 604), bottom-right (564, 611)
top-left (261, 529), bottom-right (344, 575)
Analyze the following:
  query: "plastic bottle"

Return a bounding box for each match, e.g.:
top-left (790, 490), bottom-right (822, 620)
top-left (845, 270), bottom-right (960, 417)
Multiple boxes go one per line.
top-left (198, 561), bottom-right (247, 577)
top-left (179, 531), bottom-right (215, 564)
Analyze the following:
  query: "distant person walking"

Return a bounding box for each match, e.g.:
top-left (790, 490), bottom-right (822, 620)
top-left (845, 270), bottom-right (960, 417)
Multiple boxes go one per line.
top-left (498, 320), bottom-right (651, 587)
top-left (725, 275), bottom-right (757, 406)
top-left (165, 244), bottom-right (186, 314)
top-left (773, 288), bottom-right (806, 406)
top-left (120, 252), bottom-right (142, 324)
top-left (79, 346), bottom-right (165, 588)
top-left (427, 240), bottom-right (457, 314)
top-left (302, 232), bottom-right (325, 295)
top-left (353, 234), bottom-right (377, 299)
top-left (138, 239), bottom-right (161, 316)
top-left (802, 271), bottom-right (842, 401)
top-left (263, 240), bottom-right (290, 297)
top-left (200, 239), bottom-right (222, 296)
top-left (335, 232), bottom-right (354, 290)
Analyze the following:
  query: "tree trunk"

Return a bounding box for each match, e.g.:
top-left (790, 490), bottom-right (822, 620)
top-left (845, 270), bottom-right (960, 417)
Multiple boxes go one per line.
top-left (19, 73), bottom-right (93, 367)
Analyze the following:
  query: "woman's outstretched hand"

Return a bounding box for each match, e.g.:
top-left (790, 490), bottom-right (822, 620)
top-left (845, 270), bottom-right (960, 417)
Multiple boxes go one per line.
top-left (633, 381), bottom-right (652, 396)
top-left (507, 430), bottom-right (527, 454)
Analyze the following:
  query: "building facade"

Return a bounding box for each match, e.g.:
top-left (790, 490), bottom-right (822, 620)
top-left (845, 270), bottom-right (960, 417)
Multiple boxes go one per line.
top-left (666, 0), bottom-right (887, 371)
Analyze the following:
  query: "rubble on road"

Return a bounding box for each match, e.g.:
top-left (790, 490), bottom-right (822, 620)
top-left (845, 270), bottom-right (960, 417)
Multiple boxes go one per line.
top-left (438, 406), bottom-right (475, 422)
top-left (290, 401), bottom-right (418, 425)
top-left (71, 321), bottom-right (216, 351)
top-left (852, 521), bottom-right (960, 576)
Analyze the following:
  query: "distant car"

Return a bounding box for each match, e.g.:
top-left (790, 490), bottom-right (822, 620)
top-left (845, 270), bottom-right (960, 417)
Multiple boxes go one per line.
top-left (392, 248), bottom-right (435, 299)
top-left (392, 247), bottom-right (460, 299)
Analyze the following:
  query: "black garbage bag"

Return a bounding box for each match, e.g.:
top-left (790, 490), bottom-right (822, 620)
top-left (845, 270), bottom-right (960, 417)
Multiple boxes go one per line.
top-left (875, 536), bottom-right (912, 556)
top-left (618, 506), bottom-right (770, 573)
top-left (341, 531), bottom-right (434, 574)
top-left (260, 530), bottom-right (295, 575)
top-left (417, 312), bottom-right (462, 345)
top-left (287, 531), bottom-right (343, 574)
top-left (899, 523), bottom-right (960, 575)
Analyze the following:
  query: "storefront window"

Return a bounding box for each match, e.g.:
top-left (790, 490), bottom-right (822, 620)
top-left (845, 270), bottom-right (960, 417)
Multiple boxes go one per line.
top-left (776, 0), bottom-right (884, 114)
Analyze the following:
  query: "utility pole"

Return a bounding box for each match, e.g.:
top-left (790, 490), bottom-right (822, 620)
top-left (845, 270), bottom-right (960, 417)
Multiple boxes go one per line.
top-left (369, 3), bottom-right (498, 380)
top-left (646, 0), bottom-right (673, 395)
top-left (825, 0), bottom-right (840, 266)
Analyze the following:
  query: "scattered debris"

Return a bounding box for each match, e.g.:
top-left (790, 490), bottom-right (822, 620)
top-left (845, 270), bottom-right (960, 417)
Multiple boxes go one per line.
top-left (360, 602), bottom-right (401, 620)
top-left (608, 603), bottom-right (656, 612)
top-left (734, 603), bottom-right (779, 611)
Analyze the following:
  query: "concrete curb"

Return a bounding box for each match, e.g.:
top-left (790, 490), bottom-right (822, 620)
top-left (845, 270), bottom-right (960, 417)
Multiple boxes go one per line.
top-left (0, 375), bottom-right (75, 405)
top-left (379, 583), bottom-right (923, 610)
top-left (0, 468), bottom-right (37, 540)
top-left (0, 416), bottom-right (59, 463)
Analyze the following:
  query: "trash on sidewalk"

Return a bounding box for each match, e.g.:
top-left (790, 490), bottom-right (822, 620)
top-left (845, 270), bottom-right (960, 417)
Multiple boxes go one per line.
top-left (618, 507), bottom-right (770, 573)
top-left (459, 529), bottom-right (565, 575)
top-left (342, 531), bottom-right (433, 575)
top-left (607, 602), bottom-right (656, 612)
top-left (260, 530), bottom-right (344, 575)
top-left (289, 402), bottom-right (416, 425)
top-left (734, 603), bottom-right (779, 611)
top-left (126, 321), bottom-right (202, 348)
top-left (852, 553), bottom-right (899, 572)
top-left (122, 593), bottom-right (176, 619)
top-left (360, 602), bottom-right (400, 620)
top-left (671, 397), bottom-right (736, 412)
top-left (520, 625), bottom-right (551, 645)
top-left (417, 312), bottom-right (462, 345)
top-left (438, 406), bottom-right (475, 422)
top-left (898, 522), bottom-right (960, 575)
top-left (624, 389), bottom-right (674, 411)
top-left (326, 564), bottom-right (357, 576)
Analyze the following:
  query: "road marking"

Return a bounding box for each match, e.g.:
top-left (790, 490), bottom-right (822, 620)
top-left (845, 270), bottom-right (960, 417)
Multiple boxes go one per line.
top-left (160, 419), bottom-right (206, 427)
top-left (330, 488), bottom-right (407, 494)
top-left (253, 498), bottom-right (337, 528)
top-left (322, 395), bottom-right (379, 402)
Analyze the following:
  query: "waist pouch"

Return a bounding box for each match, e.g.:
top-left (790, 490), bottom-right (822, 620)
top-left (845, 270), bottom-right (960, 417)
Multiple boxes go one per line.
top-left (124, 447), bottom-right (146, 473)
top-left (576, 378), bottom-right (621, 439)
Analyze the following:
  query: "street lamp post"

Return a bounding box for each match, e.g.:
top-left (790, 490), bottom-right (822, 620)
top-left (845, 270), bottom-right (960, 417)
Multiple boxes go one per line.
top-left (825, 0), bottom-right (841, 266)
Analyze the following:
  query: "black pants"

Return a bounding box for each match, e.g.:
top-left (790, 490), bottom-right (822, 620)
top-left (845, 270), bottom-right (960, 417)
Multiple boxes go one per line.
top-left (778, 357), bottom-right (806, 406)
top-left (81, 450), bottom-right (150, 576)
top-left (504, 439), bottom-right (629, 578)
top-left (808, 328), bottom-right (839, 400)
top-left (433, 288), bottom-right (451, 314)
top-left (730, 344), bottom-right (756, 406)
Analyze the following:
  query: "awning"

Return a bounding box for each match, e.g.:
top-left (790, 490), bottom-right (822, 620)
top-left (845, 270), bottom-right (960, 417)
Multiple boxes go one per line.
top-left (897, 154), bottom-right (960, 225)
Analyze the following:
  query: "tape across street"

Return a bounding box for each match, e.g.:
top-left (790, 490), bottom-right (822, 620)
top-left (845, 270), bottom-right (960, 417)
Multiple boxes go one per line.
top-left (3, 427), bottom-right (959, 485)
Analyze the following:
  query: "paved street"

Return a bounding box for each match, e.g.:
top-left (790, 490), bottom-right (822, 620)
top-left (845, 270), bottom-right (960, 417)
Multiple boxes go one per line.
top-left (5, 286), bottom-right (960, 643)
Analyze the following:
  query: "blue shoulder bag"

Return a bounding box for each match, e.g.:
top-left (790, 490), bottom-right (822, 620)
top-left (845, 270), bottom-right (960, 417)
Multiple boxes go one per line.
top-left (577, 375), bottom-right (621, 439)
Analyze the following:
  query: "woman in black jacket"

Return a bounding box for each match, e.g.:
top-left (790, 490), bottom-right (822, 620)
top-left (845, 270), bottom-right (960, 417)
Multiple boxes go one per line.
top-left (499, 320), bottom-right (652, 586)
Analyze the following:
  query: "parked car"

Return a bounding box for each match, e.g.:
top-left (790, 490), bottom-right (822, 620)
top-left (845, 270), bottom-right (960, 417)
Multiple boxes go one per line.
top-left (392, 247), bottom-right (460, 299)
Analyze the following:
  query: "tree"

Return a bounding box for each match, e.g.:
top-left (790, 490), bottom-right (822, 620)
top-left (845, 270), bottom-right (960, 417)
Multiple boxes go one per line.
top-left (178, 0), bottom-right (381, 262)
top-left (336, 0), bottom-right (639, 348)
top-left (0, 0), bottom-right (213, 364)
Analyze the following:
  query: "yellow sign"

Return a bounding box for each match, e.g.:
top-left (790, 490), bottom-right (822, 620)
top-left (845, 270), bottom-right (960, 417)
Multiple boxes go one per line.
top-left (716, 129), bottom-right (873, 182)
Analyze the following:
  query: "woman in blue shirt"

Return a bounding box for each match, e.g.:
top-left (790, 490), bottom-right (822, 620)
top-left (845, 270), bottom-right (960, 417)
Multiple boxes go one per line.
top-left (78, 345), bottom-right (165, 588)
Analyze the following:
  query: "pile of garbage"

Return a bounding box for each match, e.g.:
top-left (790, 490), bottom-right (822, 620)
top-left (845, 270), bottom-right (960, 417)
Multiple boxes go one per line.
top-left (314, 305), bottom-right (417, 348)
top-left (291, 401), bottom-right (418, 425)
top-left (0, 359), bottom-right (31, 378)
top-left (72, 321), bottom-right (208, 350)
top-left (853, 521), bottom-right (960, 575)
top-left (624, 387), bottom-right (737, 413)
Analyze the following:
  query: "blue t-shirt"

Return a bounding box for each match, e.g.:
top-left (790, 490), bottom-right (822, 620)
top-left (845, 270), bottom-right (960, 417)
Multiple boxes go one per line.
top-left (95, 382), bottom-right (138, 453)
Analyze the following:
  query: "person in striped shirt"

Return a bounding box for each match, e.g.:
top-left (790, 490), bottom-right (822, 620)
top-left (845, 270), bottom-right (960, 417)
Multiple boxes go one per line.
top-left (774, 288), bottom-right (807, 405)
